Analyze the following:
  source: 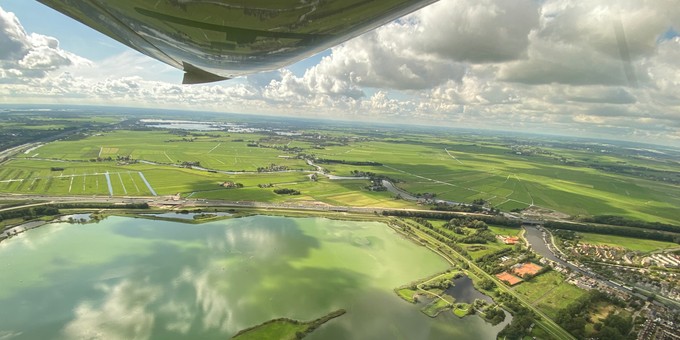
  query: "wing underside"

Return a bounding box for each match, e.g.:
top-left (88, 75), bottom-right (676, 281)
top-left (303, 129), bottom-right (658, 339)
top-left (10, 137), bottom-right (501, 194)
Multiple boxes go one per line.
top-left (38, 0), bottom-right (436, 84)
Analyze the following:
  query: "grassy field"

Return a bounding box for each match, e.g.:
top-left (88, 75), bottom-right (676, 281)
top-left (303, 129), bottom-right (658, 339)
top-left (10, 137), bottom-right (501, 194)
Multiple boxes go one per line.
top-left (512, 271), bottom-right (587, 319)
top-left (488, 226), bottom-right (522, 237)
top-left (231, 320), bottom-right (307, 340)
top-left (312, 138), bottom-right (680, 224)
top-left (396, 288), bottom-right (418, 303)
top-left (231, 309), bottom-right (346, 340)
top-left (421, 298), bottom-right (452, 317)
top-left (577, 232), bottom-right (678, 252)
top-left (3, 118), bottom-right (679, 226)
top-left (453, 303), bottom-right (471, 317)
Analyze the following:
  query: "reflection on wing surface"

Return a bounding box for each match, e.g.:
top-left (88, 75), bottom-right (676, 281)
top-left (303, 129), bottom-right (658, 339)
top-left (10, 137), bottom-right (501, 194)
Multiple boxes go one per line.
top-left (38, 0), bottom-right (436, 83)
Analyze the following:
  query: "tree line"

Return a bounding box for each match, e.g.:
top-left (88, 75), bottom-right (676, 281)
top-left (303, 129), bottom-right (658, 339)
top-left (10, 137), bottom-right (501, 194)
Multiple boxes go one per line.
top-left (383, 210), bottom-right (522, 228)
top-left (578, 215), bottom-right (680, 234)
top-left (545, 220), bottom-right (680, 243)
top-left (0, 206), bottom-right (59, 222)
top-left (1, 202), bottom-right (150, 224)
top-left (315, 159), bottom-right (382, 166)
top-left (273, 188), bottom-right (301, 195)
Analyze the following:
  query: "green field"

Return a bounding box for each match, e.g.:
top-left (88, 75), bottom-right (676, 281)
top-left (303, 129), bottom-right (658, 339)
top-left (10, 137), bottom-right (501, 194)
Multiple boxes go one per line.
top-left (512, 271), bottom-right (587, 319)
top-left (231, 320), bottom-right (306, 340)
top-left (3, 117), bottom-right (680, 226)
top-left (231, 309), bottom-right (346, 340)
top-left (577, 232), bottom-right (678, 253)
top-left (421, 298), bottom-right (452, 317)
top-left (309, 139), bottom-right (680, 225)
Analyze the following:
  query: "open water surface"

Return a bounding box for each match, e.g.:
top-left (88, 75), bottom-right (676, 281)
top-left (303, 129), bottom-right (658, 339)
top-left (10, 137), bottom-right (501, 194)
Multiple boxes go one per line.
top-left (0, 215), bottom-right (508, 339)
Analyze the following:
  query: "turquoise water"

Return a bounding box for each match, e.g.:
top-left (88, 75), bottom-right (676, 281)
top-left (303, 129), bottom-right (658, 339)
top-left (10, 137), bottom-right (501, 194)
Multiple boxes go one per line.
top-left (0, 215), bottom-right (506, 339)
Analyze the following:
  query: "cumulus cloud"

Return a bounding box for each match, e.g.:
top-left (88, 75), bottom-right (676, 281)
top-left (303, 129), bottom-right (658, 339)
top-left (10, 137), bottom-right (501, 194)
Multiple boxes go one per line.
top-left (414, 0), bottom-right (540, 63)
top-left (0, 7), bottom-right (88, 82)
top-left (63, 280), bottom-right (160, 340)
top-left (1, 1), bottom-right (680, 146)
top-left (499, 0), bottom-right (679, 86)
top-left (267, 0), bottom-right (538, 93)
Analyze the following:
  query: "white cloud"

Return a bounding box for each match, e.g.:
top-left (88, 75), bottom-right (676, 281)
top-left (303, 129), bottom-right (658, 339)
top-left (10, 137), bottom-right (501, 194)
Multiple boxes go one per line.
top-left (0, 7), bottom-right (89, 82)
top-left (0, 1), bottom-right (679, 146)
top-left (414, 0), bottom-right (540, 63)
top-left (63, 280), bottom-right (160, 340)
top-left (499, 0), bottom-right (679, 86)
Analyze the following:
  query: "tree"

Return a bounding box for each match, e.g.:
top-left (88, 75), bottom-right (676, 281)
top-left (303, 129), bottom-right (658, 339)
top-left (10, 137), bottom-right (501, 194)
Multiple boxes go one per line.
top-left (479, 279), bottom-right (495, 291)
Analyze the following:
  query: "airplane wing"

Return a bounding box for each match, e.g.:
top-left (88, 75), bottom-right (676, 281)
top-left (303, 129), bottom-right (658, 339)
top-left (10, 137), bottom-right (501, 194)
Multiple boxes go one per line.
top-left (37, 0), bottom-right (437, 84)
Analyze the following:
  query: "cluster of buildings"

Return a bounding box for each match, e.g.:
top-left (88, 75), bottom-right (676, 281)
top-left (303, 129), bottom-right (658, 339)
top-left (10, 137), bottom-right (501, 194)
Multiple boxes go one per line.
top-left (573, 243), bottom-right (629, 262)
top-left (643, 253), bottom-right (680, 268)
top-left (496, 234), bottom-right (520, 245)
top-left (565, 240), bottom-right (680, 270)
top-left (637, 304), bottom-right (679, 340)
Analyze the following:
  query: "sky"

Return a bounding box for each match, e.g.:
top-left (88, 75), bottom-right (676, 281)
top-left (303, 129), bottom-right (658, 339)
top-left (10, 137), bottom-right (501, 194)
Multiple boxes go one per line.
top-left (0, 0), bottom-right (679, 147)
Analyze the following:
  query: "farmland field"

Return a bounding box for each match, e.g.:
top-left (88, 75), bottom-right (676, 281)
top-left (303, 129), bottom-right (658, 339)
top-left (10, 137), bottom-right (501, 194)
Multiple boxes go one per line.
top-left (576, 232), bottom-right (678, 253)
top-left (512, 271), bottom-right (588, 319)
top-left (1, 112), bottom-right (679, 226)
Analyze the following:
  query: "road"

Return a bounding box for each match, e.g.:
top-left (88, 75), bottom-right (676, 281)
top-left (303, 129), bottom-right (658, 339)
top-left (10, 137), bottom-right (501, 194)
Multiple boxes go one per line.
top-left (0, 193), bottom-right (485, 218)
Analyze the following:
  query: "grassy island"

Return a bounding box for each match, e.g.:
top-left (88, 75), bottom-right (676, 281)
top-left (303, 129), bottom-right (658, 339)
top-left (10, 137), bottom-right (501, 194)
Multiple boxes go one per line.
top-left (231, 309), bottom-right (346, 340)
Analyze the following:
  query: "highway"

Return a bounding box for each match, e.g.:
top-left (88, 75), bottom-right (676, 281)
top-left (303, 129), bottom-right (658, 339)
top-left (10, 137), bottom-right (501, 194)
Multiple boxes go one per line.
top-left (0, 193), bottom-right (495, 217)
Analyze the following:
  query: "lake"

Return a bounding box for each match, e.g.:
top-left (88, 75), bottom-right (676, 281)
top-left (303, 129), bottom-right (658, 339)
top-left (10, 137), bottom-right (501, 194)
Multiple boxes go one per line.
top-left (0, 215), bottom-right (507, 339)
top-left (445, 275), bottom-right (494, 304)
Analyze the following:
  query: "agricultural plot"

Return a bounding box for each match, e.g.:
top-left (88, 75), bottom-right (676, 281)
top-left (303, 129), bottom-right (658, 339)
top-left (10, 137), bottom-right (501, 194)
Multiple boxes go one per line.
top-left (2, 119), bottom-right (679, 226)
top-left (512, 271), bottom-right (587, 319)
top-left (465, 242), bottom-right (511, 261)
top-left (0, 159), bottom-right (157, 196)
top-left (576, 232), bottom-right (678, 253)
top-left (21, 130), bottom-right (310, 172)
top-left (488, 226), bottom-right (522, 237)
top-left (313, 138), bottom-right (680, 225)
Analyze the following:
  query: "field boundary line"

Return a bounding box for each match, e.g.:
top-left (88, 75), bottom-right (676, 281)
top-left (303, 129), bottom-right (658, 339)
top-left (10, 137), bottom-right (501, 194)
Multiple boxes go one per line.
top-left (163, 151), bottom-right (173, 163)
top-left (444, 148), bottom-right (464, 165)
top-left (207, 143), bottom-right (221, 154)
top-left (128, 172), bottom-right (140, 193)
top-left (138, 171), bottom-right (157, 196)
top-left (118, 173), bottom-right (127, 194)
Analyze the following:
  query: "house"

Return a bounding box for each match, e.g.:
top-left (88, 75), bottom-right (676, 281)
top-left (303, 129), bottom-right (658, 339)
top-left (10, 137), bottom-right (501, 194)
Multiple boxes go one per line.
top-left (497, 235), bottom-right (520, 245)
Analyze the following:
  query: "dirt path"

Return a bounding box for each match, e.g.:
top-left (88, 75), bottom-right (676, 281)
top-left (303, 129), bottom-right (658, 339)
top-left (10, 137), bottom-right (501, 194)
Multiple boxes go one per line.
top-left (207, 143), bottom-right (221, 154)
top-left (444, 148), bottom-right (464, 165)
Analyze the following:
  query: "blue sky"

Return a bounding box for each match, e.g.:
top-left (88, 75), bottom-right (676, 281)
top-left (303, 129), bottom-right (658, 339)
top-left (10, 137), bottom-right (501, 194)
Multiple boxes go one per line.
top-left (1, 0), bottom-right (679, 146)
top-left (1, 1), bottom-right (126, 60)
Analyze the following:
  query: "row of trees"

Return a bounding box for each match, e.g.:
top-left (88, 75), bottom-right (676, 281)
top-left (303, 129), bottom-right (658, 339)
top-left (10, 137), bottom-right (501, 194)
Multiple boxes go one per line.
top-left (496, 292), bottom-right (535, 339)
top-left (52, 202), bottom-right (149, 209)
top-left (273, 188), bottom-right (300, 195)
top-left (545, 220), bottom-right (680, 243)
top-left (315, 159), bottom-right (382, 166)
top-left (0, 206), bottom-right (59, 222)
top-left (382, 210), bottom-right (522, 228)
top-left (1, 202), bottom-right (150, 224)
top-left (578, 215), bottom-right (680, 234)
